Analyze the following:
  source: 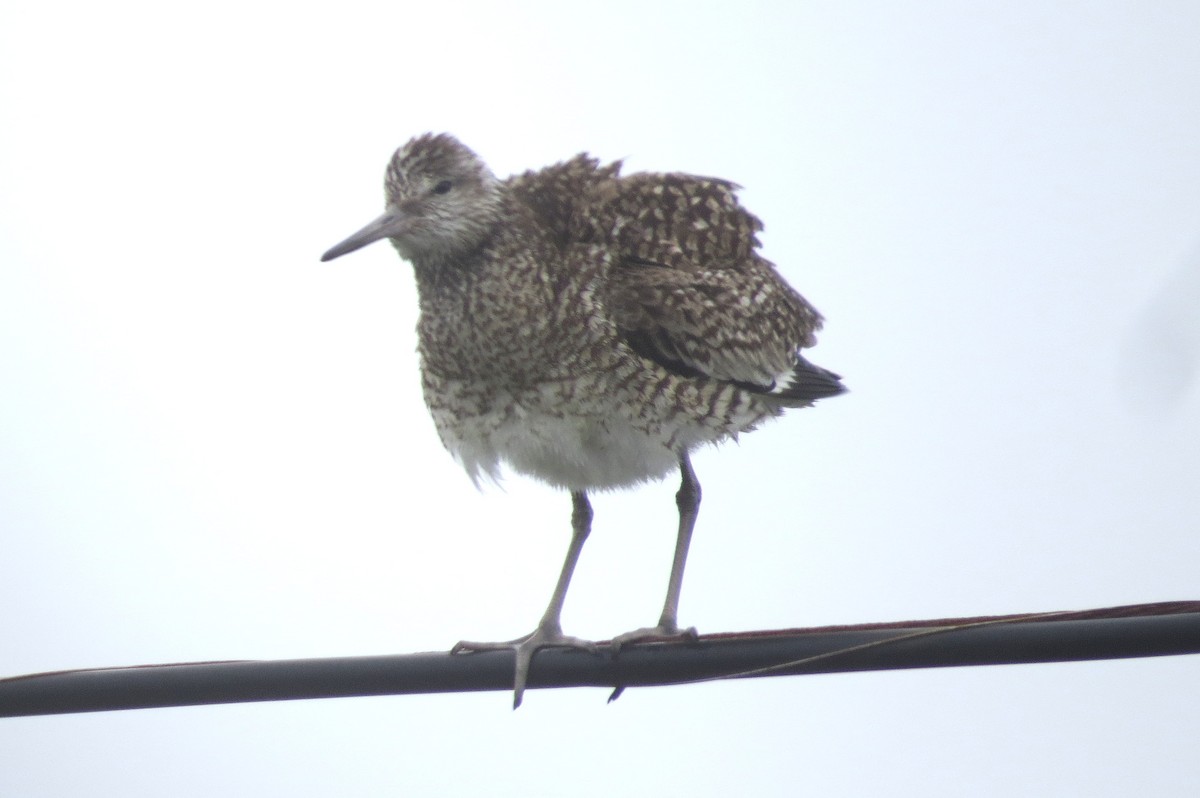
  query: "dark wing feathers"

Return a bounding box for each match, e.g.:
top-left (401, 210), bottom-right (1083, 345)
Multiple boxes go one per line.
top-left (509, 155), bottom-right (843, 404)
top-left (576, 166), bottom-right (841, 403)
top-left (770, 354), bottom-right (846, 402)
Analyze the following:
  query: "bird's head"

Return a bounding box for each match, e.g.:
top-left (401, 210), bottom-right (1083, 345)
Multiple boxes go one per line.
top-left (321, 133), bottom-right (502, 263)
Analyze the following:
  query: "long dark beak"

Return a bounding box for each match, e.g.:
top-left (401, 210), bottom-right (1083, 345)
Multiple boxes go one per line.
top-left (321, 213), bottom-right (406, 262)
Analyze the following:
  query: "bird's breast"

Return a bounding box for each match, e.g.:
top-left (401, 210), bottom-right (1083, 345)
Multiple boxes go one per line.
top-left (414, 248), bottom-right (610, 387)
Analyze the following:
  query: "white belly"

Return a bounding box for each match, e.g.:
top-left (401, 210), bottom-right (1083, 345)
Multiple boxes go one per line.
top-left (425, 369), bottom-right (775, 492)
top-left (434, 398), bottom-right (680, 491)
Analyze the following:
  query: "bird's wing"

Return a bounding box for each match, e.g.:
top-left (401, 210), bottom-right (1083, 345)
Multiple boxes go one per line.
top-left (579, 171), bottom-right (838, 400)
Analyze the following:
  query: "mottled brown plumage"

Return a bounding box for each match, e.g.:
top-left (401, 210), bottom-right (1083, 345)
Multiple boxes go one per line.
top-left (321, 133), bottom-right (844, 706)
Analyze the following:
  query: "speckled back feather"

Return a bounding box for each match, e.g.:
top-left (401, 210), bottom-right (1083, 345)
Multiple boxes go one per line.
top-left (526, 158), bottom-right (835, 403)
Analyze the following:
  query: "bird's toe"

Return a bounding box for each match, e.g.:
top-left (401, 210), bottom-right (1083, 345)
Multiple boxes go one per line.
top-left (452, 627), bottom-right (600, 708)
top-left (609, 623), bottom-right (699, 656)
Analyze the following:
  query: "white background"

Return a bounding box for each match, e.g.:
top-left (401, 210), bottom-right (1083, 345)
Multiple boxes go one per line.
top-left (2, 2), bottom-right (1198, 795)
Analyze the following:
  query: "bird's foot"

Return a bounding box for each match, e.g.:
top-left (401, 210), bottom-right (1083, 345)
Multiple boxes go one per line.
top-left (609, 622), bottom-right (699, 656)
top-left (452, 626), bottom-right (600, 709)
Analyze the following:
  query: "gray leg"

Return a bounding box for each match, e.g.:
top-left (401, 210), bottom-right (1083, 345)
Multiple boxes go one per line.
top-left (536, 491), bottom-right (593, 633)
top-left (611, 453), bottom-right (701, 650)
top-left (452, 491), bottom-right (599, 708)
top-left (658, 453), bottom-right (701, 631)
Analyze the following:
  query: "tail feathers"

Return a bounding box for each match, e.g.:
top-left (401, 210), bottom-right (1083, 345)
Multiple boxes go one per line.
top-left (765, 354), bottom-right (846, 404)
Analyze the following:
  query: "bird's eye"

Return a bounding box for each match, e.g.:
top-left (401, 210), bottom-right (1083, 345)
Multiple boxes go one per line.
top-left (432, 180), bottom-right (453, 195)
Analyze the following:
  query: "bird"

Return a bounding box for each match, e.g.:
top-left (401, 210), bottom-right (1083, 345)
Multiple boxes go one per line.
top-left (321, 133), bottom-right (845, 707)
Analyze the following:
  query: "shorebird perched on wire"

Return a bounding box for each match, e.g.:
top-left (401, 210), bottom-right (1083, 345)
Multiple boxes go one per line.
top-left (321, 134), bottom-right (845, 707)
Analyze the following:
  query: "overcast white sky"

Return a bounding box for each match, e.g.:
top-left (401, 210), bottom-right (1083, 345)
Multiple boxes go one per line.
top-left (2, 1), bottom-right (1198, 795)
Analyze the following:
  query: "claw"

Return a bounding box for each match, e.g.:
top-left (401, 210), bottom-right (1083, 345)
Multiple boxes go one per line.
top-left (453, 627), bottom-right (599, 708)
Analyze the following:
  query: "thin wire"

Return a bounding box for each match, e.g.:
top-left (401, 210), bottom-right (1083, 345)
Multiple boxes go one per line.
top-left (606, 610), bottom-right (1076, 701)
top-left (706, 610), bottom-right (1076, 681)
